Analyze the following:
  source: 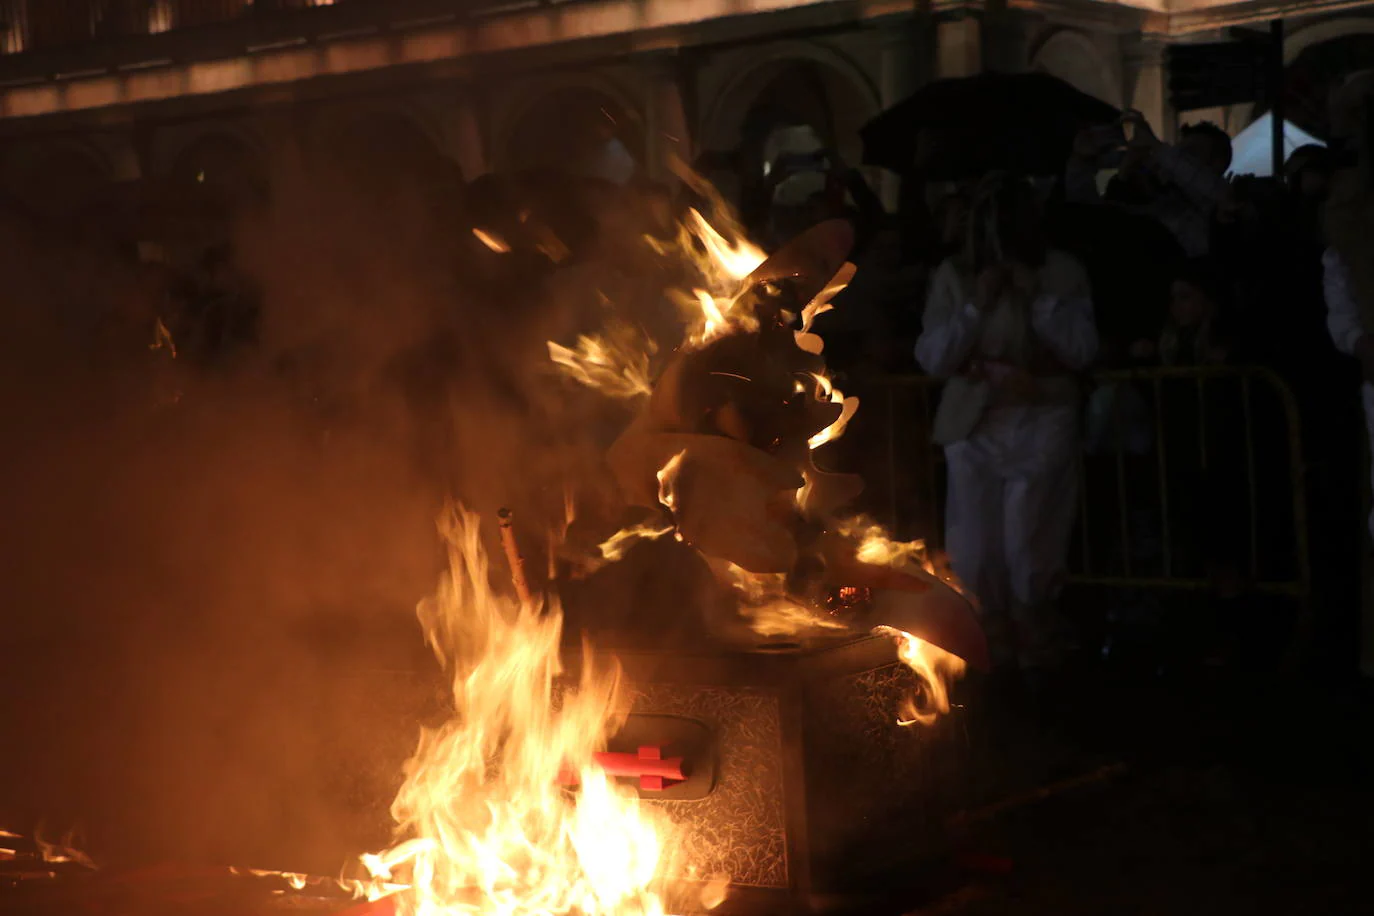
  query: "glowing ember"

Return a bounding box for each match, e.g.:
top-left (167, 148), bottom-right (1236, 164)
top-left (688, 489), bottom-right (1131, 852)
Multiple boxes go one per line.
top-left (472, 228), bottom-right (512, 253)
top-left (360, 508), bottom-right (674, 916)
top-left (149, 316), bottom-right (177, 358)
top-left (33, 827), bottom-right (96, 869)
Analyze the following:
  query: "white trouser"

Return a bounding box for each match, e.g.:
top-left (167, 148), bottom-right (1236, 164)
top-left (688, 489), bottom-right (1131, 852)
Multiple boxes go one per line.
top-left (943, 404), bottom-right (1080, 670)
top-left (1364, 384), bottom-right (1374, 541)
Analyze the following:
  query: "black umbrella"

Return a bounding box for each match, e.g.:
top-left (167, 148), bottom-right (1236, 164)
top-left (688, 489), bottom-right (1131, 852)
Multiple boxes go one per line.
top-left (861, 71), bottom-right (1121, 179)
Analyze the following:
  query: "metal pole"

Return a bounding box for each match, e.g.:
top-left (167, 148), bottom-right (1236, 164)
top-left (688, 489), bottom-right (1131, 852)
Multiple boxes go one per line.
top-left (1271, 18), bottom-right (1285, 179)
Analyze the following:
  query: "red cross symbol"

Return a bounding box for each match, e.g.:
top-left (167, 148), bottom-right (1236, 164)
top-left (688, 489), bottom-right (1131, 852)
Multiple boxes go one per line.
top-left (557, 745), bottom-right (686, 791)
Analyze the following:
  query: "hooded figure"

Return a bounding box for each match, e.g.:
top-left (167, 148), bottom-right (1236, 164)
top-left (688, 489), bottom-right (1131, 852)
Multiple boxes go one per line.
top-left (1322, 70), bottom-right (1374, 538)
top-left (914, 172), bottom-right (1099, 672)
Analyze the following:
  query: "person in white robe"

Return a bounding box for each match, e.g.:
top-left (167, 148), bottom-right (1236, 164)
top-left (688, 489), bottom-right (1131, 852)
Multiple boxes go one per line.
top-left (915, 173), bottom-right (1098, 671)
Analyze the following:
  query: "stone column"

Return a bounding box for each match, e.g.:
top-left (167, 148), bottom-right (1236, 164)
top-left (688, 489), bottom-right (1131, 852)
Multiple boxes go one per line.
top-left (643, 54), bottom-right (692, 183)
top-left (981, 0), bottom-right (1030, 74)
top-left (94, 131), bottom-right (143, 182)
top-left (1125, 36), bottom-right (1174, 143)
top-left (448, 98), bottom-right (488, 180)
top-left (936, 13), bottom-right (982, 80)
top-left (877, 15), bottom-right (924, 209)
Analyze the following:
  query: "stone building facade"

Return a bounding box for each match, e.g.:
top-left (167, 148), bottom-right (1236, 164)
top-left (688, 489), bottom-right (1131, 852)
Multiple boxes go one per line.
top-left (0, 0), bottom-right (1370, 226)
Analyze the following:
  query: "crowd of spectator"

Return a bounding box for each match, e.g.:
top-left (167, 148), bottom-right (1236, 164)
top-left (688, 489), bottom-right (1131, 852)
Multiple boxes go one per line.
top-left (762, 95), bottom-right (1370, 684)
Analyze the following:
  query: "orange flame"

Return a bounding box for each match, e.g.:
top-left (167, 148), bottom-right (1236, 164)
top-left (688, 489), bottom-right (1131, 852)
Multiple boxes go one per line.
top-left (655, 451), bottom-right (685, 517)
top-left (547, 328), bottom-right (655, 400)
top-left (683, 209), bottom-right (765, 284)
top-left (793, 263), bottom-right (855, 356)
top-left (674, 209), bottom-right (767, 348)
top-left (874, 627), bottom-right (967, 728)
top-left (33, 826), bottom-right (96, 869)
top-left (360, 508), bottom-right (674, 916)
top-left (713, 561), bottom-right (845, 638)
top-left (807, 373), bottom-right (859, 451)
top-left (472, 228), bottom-right (511, 253)
top-left (597, 522), bottom-right (674, 562)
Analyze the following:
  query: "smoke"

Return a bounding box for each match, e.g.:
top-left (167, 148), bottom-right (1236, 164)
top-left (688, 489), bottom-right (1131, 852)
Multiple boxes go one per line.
top-left (0, 155), bottom-right (656, 871)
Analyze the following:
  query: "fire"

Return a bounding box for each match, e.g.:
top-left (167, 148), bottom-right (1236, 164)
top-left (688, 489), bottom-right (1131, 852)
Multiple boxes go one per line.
top-left (655, 451), bottom-right (685, 516)
top-left (541, 179), bottom-right (967, 732)
top-left (806, 373), bottom-right (859, 451)
top-left (547, 322), bottom-right (656, 400)
top-left (229, 867), bottom-right (408, 899)
top-left (834, 520), bottom-right (969, 725)
top-left (794, 263), bottom-right (856, 356)
top-left (683, 209), bottom-right (766, 284)
top-left (597, 522), bottom-right (673, 562)
top-left (473, 228), bottom-right (512, 253)
top-left (360, 508), bottom-right (673, 916)
top-left (149, 316), bottom-right (177, 358)
top-left (588, 452), bottom-right (684, 568)
top-left (838, 520), bottom-right (934, 575)
top-left (33, 826), bottom-right (96, 869)
top-left (874, 627), bottom-right (966, 728)
top-left (675, 209), bottom-right (767, 348)
top-left (713, 561), bottom-right (845, 638)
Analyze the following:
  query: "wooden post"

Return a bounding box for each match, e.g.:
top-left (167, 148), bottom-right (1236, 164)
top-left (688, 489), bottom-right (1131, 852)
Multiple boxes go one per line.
top-left (497, 508), bottom-right (533, 606)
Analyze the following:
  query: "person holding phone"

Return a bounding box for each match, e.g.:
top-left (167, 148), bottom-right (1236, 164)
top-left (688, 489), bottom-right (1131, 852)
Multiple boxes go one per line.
top-left (1067, 110), bottom-right (1233, 258)
top-left (914, 172), bottom-right (1099, 676)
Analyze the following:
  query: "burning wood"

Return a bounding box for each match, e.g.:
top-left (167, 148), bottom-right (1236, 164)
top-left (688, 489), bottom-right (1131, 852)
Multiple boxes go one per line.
top-left (497, 507), bottom-right (533, 607)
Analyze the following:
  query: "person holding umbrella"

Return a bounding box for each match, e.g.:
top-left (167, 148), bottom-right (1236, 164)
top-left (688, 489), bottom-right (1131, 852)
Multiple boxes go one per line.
top-left (914, 172), bottom-right (1098, 678)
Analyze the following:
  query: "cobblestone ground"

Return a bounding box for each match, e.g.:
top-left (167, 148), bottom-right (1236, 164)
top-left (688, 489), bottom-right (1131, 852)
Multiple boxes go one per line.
top-left (908, 672), bottom-right (1374, 916)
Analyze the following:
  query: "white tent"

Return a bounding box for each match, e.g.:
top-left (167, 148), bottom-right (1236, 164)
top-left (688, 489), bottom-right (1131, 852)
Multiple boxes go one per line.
top-left (1228, 112), bottom-right (1325, 177)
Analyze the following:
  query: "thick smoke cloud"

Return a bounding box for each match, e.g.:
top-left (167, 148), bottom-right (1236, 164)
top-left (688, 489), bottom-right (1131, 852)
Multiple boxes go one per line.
top-left (0, 153), bottom-right (651, 871)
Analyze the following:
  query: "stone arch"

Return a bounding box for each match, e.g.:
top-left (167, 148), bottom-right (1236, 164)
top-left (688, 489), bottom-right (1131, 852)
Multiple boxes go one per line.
top-left (1281, 22), bottom-right (1374, 138)
top-left (1031, 29), bottom-right (1121, 107)
top-left (1, 138), bottom-right (112, 224)
top-left (306, 102), bottom-right (462, 198)
top-left (700, 41), bottom-right (880, 164)
top-left (697, 42), bottom-right (880, 238)
top-left (166, 130), bottom-right (269, 204)
top-left (1284, 15), bottom-right (1374, 65)
top-left (493, 71), bottom-right (646, 182)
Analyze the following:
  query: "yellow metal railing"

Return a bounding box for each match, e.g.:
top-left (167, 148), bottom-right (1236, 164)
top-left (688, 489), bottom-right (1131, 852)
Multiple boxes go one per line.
top-left (863, 366), bottom-right (1312, 658)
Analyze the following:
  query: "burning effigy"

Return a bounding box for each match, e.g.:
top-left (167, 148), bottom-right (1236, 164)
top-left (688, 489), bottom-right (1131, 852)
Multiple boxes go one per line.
top-left (1, 172), bottom-right (983, 916)
top-left (342, 182), bottom-right (986, 915)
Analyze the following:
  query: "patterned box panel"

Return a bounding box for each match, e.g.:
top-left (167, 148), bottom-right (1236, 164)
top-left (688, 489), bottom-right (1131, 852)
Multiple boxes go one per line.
top-left (803, 660), bottom-right (971, 885)
top-left (625, 683), bottom-right (790, 890)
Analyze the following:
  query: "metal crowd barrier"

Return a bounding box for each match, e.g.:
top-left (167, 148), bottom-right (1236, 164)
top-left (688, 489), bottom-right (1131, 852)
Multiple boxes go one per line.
top-left (864, 366), bottom-right (1312, 657)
